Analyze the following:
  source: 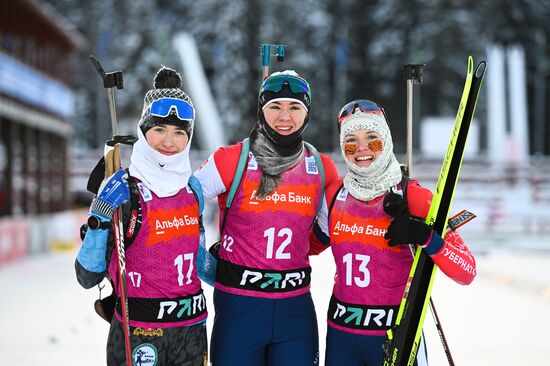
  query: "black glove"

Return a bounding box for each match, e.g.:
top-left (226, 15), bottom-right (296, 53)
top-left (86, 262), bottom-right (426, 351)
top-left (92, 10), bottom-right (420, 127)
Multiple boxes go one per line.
top-left (383, 191), bottom-right (432, 247)
top-left (209, 241), bottom-right (221, 260)
top-left (384, 215), bottom-right (433, 247)
top-left (383, 191), bottom-right (408, 217)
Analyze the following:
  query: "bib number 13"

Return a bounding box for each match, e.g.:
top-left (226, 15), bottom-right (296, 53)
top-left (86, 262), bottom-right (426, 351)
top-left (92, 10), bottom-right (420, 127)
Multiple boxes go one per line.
top-left (264, 227), bottom-right (292, 259)
top-left (343, 253), bottom-right (371, 287)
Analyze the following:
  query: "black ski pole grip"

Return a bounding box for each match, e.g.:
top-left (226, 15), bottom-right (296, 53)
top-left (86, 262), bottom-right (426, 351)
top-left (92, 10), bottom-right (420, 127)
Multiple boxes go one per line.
top-left (89, 55), bottom-right (124, 90)
top-left (89, 55), bottom-right (107, 79)
top-left (404, 64), bottom-right (425, 85)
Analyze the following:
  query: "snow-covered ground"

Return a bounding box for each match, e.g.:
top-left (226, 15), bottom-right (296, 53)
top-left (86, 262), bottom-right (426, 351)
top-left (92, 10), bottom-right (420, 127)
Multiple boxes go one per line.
top-left (1, 234), bottom-right (549, 366)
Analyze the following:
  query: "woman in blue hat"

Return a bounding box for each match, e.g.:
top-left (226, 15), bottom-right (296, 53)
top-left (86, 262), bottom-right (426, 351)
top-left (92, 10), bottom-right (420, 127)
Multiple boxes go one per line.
top-left (75, 66), bottom-right (208, 366)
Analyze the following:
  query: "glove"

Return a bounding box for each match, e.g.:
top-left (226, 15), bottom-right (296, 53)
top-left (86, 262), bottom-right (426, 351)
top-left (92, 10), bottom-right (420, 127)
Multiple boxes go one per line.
top-left (383, 191), bottom-right (407, 217)
top-left (383, 191), bottom-right (432, 247)
top-left (197, 236), bottom-right (217, 287)
top-left (209, 241), bottom-right (221, 260)
top-left (90, 169), bottom-right (130, 221)
top-left (77, 227), bottom-right (109, 272)
top-left (384, 214), bottom-right (433, 247)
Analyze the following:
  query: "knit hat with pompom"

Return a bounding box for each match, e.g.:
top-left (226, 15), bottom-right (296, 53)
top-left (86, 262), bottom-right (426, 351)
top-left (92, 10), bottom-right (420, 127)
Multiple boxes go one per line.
top-left (138, 66), bottom-right (194, 136)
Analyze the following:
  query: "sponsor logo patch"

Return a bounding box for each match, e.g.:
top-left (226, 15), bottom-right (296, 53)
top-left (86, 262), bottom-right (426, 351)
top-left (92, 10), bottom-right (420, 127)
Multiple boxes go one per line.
top-left (247, 153), bottom-right (258, 170)
top-left (137, 183), bottom-right (153, 202)
top-left (146, 205), bottom-right (200, 247)
top-left (239, 178), bottom-right (316, 216)
top-left (305, 156), bottom-right (318, 175)
top-left (336, 187), bottom-right (348, 201)
top-left (331, 213), bottom-right (398, 252)
top-left (447, 209), bottom-right (477, 231)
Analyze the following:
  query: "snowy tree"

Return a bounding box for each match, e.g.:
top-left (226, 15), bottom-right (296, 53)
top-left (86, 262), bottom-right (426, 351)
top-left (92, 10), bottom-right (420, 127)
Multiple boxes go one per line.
top-left (46, 0), bottom-right (550, 155)
top-left (254, 0), bottom-right (334, 150)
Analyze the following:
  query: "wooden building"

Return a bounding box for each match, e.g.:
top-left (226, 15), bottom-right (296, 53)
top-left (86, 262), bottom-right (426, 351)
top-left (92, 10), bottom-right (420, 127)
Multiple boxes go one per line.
top-left (0, 0), bottom-right (86, 216)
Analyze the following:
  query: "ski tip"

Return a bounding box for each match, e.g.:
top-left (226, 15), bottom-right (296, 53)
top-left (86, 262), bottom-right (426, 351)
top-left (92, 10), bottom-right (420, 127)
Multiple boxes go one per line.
top-left (475, 61), bottom-right (487, 77)
top-left (467, 56), bottom-right (474, 73)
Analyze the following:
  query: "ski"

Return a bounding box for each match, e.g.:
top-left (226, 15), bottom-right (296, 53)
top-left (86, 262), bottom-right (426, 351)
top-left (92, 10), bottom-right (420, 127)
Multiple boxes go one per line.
top-left (383, 56), bottom-right (487, 366)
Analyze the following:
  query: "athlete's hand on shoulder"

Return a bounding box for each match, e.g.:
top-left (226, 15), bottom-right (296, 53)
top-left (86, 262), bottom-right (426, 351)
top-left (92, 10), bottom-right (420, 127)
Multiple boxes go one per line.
top-left (90, 169), bottom-right (130, 221)
top-left (383, 191), bottom-right (432, 247)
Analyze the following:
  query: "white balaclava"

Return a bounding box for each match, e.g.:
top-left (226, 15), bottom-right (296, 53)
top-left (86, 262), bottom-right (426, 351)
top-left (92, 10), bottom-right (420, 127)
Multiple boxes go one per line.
top-left (340, 109), bottom-right (402, 201)
top-left (129, 127), bottom-right (193, 198)
top-left (128, 66), bottom-right (194, 198)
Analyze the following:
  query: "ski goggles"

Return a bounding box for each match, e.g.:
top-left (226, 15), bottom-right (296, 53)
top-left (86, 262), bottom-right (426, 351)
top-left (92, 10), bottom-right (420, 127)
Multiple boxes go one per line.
top-left (337, 99), bottom-right (386, 125)
top-left (259, 74), bottom-right (311, 99)
top-left (149, 98), bottom-right (195, 121)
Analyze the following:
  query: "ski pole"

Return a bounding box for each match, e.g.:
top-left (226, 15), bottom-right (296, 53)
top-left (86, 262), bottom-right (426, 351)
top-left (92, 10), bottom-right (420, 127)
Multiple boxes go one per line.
top-left (429, 295), bottom-right (455, 365)
top-left (260, 43), bottom-right (286, 79)
top-left (403, 63), bottom-right (424, 176)
top-left (89, 55), bottom-right (133, 366)
top-left (404, 245), bottom-right (455, 365)
top-left (404, 63), bottom-right (455, 366)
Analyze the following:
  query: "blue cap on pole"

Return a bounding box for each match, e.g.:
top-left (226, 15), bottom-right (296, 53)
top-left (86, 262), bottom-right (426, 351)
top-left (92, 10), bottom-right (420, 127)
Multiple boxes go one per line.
top-left (261, 44), bottom-right (272, 67)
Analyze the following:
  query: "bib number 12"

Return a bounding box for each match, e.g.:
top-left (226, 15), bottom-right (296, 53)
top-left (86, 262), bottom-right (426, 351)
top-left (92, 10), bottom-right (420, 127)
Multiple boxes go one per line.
top-left (264, 227), bottom-right (292, 259)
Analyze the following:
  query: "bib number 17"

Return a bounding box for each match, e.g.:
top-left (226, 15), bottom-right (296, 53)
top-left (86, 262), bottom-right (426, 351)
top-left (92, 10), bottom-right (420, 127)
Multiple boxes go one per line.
top-left (174, 253), bottom-right (194, 286)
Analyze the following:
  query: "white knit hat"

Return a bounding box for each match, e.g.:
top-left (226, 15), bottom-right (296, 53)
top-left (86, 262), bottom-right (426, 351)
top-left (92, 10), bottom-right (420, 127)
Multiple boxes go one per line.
top-left (339, 109), bottom-right (402, 201)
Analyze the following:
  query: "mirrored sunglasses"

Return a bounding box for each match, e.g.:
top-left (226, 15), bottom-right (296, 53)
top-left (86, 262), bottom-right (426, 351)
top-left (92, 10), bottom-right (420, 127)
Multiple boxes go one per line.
top-left (259, 74), bottom-right (311, 97)
top-left (150, 98), bottom-right (195, 121)
top-left (337, 99), bottom-right (386, 125)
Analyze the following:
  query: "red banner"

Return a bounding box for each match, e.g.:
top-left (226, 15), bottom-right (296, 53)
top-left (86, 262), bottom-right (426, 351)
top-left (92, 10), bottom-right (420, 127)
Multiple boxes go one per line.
top-left (0, 219), bottom-right (30, 266)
